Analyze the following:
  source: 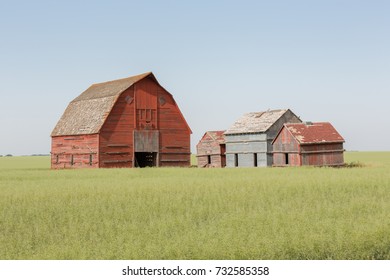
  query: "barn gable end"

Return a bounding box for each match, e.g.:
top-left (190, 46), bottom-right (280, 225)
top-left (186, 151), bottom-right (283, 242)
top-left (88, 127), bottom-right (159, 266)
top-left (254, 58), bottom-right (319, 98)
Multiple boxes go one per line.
top-left (51, 72), bottom-right (191, 169)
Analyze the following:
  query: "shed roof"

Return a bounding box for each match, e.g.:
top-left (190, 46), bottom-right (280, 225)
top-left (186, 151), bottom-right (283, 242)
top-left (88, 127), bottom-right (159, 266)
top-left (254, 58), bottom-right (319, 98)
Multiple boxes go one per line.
top-left (281, 122), bottom-right (345, 144)
top-left (224, 109), bottom-right (292, 135)
top-left (205, 131), bottom-right (225, 144)
top-left (51, 72), bottom-right (154, 136)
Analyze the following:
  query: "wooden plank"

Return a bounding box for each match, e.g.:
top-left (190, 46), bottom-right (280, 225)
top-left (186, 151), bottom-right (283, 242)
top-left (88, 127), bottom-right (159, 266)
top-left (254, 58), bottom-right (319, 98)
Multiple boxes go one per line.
top-left (103, 160), bottom-right (132, 163)
top-left (134, 130), bottom-right (159, 152)
top-left (106, 144), bottom-right (130, 147)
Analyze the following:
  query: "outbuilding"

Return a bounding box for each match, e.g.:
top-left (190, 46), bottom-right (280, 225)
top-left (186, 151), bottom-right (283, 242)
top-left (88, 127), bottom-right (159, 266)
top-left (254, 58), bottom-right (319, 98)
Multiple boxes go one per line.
top-left (272, 122), bottom-right (345, 167)
top-left (51, 72), bottom-right (192, 169)
top-left (196, 131), bottom-right (226, 168)
top-left (224, 109), bottom-right (301, 167)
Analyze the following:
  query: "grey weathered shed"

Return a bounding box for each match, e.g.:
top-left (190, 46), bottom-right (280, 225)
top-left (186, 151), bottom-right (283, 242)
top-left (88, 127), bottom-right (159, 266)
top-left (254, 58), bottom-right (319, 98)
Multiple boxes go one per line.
top-left (224, 109), bottom-right (301, 167)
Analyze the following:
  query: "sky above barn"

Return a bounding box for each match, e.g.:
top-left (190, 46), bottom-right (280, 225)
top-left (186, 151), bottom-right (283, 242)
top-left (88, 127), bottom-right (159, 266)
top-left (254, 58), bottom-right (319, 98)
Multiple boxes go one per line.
top-left (0, 0), bottom-right (389, 155)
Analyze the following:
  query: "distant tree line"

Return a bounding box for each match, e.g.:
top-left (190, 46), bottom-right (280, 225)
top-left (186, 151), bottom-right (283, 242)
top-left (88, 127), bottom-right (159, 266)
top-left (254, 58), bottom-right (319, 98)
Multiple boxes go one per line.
top-left (0, 154), bottom-right (50, 157)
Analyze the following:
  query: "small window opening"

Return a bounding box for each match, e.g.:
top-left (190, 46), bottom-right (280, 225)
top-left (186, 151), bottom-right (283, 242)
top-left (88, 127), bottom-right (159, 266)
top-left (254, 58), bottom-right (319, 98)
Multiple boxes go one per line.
top-left (207, 155), bottom-right (211, 165)
top-left (285, 153), bottom-right (289, 165)
top-left (70, 155), bottom-right (74, 166)
top-left (89, 154), bottom-right (93, 166)
top-left (234, 154), bottom-right (238, 167)
top-left (55, 155), bottom-right (59, 164)
top-left (254, 153), bottom-right (258, 167)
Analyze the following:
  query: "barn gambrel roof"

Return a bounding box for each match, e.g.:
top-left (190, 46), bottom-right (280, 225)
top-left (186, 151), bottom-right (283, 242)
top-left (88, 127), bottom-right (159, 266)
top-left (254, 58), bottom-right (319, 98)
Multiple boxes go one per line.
top-left (51, 72), bottom-right (191, 136)
top-left (51, 72), bottom-right (152, 136)
top-left (224, 109), bottom-right (299, 135)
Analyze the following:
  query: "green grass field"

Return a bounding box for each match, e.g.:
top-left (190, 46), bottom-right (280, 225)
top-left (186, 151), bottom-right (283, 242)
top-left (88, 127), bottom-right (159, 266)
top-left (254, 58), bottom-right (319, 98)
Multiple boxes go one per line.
top-left (1, 152), bottom-right (389, 259)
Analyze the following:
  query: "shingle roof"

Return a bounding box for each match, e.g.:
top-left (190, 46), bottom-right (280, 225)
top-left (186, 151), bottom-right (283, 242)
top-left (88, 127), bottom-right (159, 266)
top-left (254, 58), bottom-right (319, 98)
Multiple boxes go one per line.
top-left (51, 72), bottom-right (152, 136)
top-left (224, 109), bottom-right (290, 134)
top-left (284, 122), bottom-right (344, 144)
top-left (206, 131), bottom-right (225, 144)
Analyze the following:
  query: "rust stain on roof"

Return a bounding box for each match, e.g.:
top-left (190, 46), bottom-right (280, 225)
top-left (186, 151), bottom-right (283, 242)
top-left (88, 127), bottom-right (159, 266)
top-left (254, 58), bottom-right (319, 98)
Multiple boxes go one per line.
top-left (285, 122), bottom-right (344, 144)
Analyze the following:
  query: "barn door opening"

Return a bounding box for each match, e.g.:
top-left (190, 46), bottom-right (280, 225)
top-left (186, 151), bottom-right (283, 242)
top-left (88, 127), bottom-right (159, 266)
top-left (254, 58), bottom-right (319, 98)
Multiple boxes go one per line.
top-left (220, 144), bottom-right (226, 167)
top-left (134, 130), bottom-right (159, 168)
top-left (134, 152), bottom-right (157, 167)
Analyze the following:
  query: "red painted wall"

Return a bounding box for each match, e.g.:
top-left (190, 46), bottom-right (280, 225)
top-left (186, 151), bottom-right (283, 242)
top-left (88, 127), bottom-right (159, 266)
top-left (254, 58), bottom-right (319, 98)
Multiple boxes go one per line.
top-left (272, 126), bottom-right (301, 166)
top-left (51, 134), bottom-right (99, 169)
top-left (99, 76), bottom-right (191, 168)
top-left (301, 143), bottom-right (344, 166)
top-left (52, 75), bottom-right (191, 169)
top-left (99, 86), bottom-right (135, 168)
top-left (273, 126), bottom-right (344, 167)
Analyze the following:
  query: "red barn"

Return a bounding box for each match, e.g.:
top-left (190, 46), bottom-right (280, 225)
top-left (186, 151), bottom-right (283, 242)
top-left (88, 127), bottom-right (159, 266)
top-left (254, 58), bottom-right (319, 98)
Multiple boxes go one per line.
top-left (272, 122), bottom-right (345, 167)
top-left (51, 72), bottom-right (192, 169)
top-left (196, 131), bottom-right (226, 168)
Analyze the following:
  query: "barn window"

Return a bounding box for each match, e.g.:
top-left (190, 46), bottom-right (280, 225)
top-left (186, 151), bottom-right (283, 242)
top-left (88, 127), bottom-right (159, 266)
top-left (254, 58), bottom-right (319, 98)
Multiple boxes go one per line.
top-left (159, 96), bottom-right (166, 106)
top-left (125, 95), bottom-right (133, 104)
top-left (207, 155), bottom-right (211, 165)
top-left (55, 155), bottom-right (59, 164)
top-left (285, 153), bottom-right (289, 165)
top-left (254, 153), bottom-right (258, 167)
top-left (89, 154), bottom-right (93, 166)
top-left (234, 154), bottom-right (238, 167)
top-left (70, 155), bottom-right (74, 166)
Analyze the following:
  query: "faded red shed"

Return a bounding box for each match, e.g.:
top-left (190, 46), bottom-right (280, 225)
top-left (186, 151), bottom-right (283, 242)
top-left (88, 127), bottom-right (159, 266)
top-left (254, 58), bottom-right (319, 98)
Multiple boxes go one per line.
top-left (51, 72), bottom-right (192, 169)
top-left (196, 131), bottom-right (226, 168)
top-left (272, 122), bottom-right (345, 167)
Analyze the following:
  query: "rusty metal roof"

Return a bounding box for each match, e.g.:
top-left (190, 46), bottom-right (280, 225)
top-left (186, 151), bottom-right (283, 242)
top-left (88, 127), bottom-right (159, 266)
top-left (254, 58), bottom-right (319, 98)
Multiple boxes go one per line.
top-left (284, 122), bottom-right (345, 144)
top-left (51, 72), bottom-right (153, 136)
top-left (206, 131), bottom-right (225, 144)
top-left (224, 109), bottom-right (291, 134)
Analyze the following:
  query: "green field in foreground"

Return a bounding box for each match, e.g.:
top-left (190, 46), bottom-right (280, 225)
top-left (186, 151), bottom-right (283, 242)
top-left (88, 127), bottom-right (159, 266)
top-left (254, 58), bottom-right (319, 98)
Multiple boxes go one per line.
top-left (0, 152), bottom-right (389, 259)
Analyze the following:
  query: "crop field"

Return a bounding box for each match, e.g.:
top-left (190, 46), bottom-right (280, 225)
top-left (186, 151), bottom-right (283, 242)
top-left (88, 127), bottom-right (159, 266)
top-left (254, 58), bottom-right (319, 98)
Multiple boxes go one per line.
top-left (0, 152), bottom-right (389, 260)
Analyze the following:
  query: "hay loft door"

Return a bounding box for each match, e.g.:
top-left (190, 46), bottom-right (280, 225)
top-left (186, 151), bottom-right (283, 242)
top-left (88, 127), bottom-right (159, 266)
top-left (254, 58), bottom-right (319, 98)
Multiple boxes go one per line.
top-left (133, 78), bottom-right (160, 167)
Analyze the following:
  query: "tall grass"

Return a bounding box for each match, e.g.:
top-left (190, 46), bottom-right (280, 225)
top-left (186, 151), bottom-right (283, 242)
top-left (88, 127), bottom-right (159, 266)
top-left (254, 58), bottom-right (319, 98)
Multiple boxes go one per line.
top-left (0, 153), bottom-right (390, 259)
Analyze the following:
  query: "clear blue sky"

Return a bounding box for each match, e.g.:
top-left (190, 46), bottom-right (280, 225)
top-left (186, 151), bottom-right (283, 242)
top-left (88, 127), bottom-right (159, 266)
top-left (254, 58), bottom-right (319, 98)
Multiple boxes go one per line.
top-left (0, 0), bottom-right (389, 155)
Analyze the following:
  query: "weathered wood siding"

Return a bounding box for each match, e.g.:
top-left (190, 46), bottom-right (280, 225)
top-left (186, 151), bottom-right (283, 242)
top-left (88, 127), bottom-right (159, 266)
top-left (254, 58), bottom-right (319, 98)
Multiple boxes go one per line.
top-left (99, 76), bottom-right (190, 168)
top-left (196, 133), bottom-right (225, 168)
top-left (99, 87), bottom-right (135, 168)
top-left (51, 134), bottom-right (99, 169)
top-left (152, 80), bottom-right (191, 167)
top-left (225, 134), bottom-right (268, 167)
top-left (273, 125), bottom-right (344, 167)
top-left (301, 143), bottom-right (344, 166)
top-left (272, 126), bottom-right (301, 166)
top-left (51, 74), bottom-right (191, 169)
top-left (225, 111), bottom-right (301, 167)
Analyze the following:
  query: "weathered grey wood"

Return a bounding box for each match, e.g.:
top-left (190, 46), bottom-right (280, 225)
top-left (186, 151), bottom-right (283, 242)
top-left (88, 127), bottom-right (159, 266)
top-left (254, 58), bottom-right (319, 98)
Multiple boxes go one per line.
top-left (225, 109), bottom-right (301, 167)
